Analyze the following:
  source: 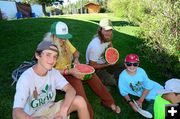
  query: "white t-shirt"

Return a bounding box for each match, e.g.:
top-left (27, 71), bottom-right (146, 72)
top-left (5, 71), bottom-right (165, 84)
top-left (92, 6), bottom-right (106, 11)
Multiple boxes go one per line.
top-left (86, 36), bottom-right (110, 64)
top-left (13, 67), bottom-right (68, 115)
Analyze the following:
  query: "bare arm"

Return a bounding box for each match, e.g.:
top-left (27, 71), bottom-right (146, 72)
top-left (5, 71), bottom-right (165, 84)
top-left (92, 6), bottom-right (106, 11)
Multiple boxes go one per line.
top-left (136, 89), bottom-right (149, 107)
top-left (73, 50), bottom-right (80, 64)
top-left (124, 95), bottom-right (138, 112)
top-left (139, 89), bottom-right (149, 102)
top-left (59, 50), bottom-right (82, 79)
top-left (55, 83), bottom-right (76, 118)
top-left (58, 50), bottom-right (80, 75)
top-left (89, 60), bottom-right (112, 70)
top-left (61, 50), bottom-right (82, 79)
top-left (13, 108), bottom-right (33, 119)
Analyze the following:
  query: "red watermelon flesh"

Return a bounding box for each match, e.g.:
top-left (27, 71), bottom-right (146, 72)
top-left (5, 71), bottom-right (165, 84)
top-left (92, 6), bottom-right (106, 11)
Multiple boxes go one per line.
top-left (105, 47), bottom-right (119, 64)
top-left (74, 64), bottom-right (95, 80)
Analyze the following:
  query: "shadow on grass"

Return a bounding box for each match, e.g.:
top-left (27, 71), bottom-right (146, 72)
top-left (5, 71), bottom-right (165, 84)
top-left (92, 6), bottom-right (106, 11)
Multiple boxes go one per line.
top-left (137, 44), bottom-right (180, 80)
top-left (0, 17), bottom-right (178, 119)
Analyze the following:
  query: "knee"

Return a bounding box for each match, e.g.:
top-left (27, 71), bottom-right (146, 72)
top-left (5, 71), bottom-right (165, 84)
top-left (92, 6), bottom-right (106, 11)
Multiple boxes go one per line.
top-left (73, 95), bottom-right (87, 109)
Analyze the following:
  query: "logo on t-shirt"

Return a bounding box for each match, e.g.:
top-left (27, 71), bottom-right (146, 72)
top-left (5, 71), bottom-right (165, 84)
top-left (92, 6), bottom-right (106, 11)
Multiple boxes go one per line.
top-left (165, 103), bottom-right (180, 119)
top-left (30, 84), bottom-right (54, 108)
top-left (129, 81), bottom-right (144, 92)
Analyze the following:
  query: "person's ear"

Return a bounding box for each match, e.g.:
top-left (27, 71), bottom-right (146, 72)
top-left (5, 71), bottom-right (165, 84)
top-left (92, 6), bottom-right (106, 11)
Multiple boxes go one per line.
top-left (35, 52), bottom-right (40, 60)
top-left (124, 63), bottom-right (127, 67)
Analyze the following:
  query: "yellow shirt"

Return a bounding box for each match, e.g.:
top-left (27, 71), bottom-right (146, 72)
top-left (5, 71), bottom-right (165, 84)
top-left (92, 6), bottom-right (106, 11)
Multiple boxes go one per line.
top-left (55, 40), bottom-right (76, 70)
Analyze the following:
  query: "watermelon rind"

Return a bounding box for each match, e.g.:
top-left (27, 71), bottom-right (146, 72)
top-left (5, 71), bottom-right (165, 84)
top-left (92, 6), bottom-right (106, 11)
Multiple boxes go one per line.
top-left (83, 73), bottom-right (94, 80)
top-left (74, 64), bottom-right (95, 81)
top-left (105, 47), bottom-right (119, 64)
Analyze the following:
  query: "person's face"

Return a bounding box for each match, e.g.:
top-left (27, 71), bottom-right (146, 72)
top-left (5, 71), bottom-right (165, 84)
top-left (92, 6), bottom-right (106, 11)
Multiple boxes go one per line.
top-left (164, 93), bottom-right (180, 104)
top-left (125, 62), bottom-right (139, 74)
top-left (57, 38), bottom-right (66, 44)
top-left (101, 28), bottom-right (112, 41)
top-left (36, 46), bottom-right (58, 71)
top-left (174, 93), bottom-right (180, 104)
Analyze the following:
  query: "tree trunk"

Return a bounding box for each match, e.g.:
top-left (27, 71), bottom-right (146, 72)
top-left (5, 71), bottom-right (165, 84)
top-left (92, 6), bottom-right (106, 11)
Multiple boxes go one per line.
top-left (42, 2), bottom-right (47, 15)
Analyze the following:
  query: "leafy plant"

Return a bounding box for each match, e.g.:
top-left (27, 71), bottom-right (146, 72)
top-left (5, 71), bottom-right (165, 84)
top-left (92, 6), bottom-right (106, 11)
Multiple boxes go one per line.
top-left (107, 0), bottom-right (180, 78)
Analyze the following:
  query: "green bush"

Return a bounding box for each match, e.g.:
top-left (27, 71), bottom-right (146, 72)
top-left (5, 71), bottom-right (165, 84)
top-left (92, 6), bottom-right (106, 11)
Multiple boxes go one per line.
top-left (99, 7), bottom-right (106, 13)
top-left (107, 0), bottom-right (126, 17)
top-left (107, 0), bottom-right (180, 78)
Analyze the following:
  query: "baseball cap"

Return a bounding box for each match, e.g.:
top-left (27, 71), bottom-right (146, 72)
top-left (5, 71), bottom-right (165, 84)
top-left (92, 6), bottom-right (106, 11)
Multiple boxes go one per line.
top-left (158, 78), bottom-right (180, 95)
top-left (50, 21), bottom-right (72, 39)
top-left (99, 18), bottom-right (113, 30)
top-left (125, 54), bottom-right (139, 62)
top-left (36, 40), bottom-right (58, 53)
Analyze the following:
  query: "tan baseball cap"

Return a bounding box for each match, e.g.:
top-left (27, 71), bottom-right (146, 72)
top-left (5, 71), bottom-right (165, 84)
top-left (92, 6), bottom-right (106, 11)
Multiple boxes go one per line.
top-left (99, 18), bottom-right (113, 30)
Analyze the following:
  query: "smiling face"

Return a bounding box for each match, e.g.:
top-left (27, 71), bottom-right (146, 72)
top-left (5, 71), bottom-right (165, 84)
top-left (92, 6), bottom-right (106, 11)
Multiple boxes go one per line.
top-left (36, 46), bottom-right (58, 71)
top-left (125, 62), bottom-right (139, 75)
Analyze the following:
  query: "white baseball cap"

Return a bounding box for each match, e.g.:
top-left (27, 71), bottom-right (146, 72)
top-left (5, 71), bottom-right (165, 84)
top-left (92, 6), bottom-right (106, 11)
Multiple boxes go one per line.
top-left (50, 21), bottom-right (72, 39)
top-left (99, 18), bottom-right (113, 30)
top-left (158, 78), bottom-right (180, 95)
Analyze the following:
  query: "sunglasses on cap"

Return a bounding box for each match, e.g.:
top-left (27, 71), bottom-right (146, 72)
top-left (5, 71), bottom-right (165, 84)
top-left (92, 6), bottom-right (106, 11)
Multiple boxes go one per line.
top-left (125, 62), bottom-right (139, 67)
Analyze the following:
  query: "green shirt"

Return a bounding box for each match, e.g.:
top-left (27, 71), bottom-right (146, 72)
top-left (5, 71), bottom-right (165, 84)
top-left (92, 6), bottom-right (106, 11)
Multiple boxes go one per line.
top-left (154, 95), bottom-right (171, 119)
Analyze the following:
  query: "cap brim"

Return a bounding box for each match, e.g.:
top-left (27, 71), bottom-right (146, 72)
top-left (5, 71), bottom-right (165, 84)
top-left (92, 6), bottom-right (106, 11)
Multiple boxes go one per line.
top-left (56, 33), bottom-right (72, 39)
top-left (157, 89), bottom-right (173, 95)
top-left (125, 60), bottom-right (139, 62)
top-left (103, 26), bottom-right (113, 30)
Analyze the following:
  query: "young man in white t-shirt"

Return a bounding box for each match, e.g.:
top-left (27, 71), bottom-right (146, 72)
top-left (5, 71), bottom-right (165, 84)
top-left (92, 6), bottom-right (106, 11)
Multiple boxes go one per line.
top-left (86, 18), bottom-right (122, 86)
top-left (12, 40), bottom-right (90, 119)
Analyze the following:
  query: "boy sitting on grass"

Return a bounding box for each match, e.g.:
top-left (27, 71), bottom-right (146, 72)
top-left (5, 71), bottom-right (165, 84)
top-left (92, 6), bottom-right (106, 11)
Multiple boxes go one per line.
top-left (12, 40), bottom-right (90, 119)
top-left (118, 54), bottom-right (163, 114)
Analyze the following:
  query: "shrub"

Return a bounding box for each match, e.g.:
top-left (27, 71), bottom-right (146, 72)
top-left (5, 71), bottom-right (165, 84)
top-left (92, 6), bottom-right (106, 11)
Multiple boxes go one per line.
top-left (107, 0), bottom-right (180, 78)
top-left (99, 7), bottom-right (106, 13)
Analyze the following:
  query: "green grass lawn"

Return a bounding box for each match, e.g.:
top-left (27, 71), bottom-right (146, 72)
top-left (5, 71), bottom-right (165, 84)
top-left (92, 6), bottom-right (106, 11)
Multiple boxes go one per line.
top-left (0, 14), bottom-right (164, 119)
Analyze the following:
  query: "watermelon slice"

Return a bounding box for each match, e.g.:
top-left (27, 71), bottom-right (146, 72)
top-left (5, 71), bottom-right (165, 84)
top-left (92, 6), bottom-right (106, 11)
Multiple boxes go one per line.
top-left (105, 47), bottom-right (119, 64)
top-left (74, 64), bottom-right (95, 81)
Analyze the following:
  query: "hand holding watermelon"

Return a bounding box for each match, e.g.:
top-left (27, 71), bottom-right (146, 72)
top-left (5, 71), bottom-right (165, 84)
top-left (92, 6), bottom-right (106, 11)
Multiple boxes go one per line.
top-left (69, 68), bottom-right (85, 80)
top-left (70, 64), bottom-right (95, 81)
top-left (73, 58), bottom-right (80, 65)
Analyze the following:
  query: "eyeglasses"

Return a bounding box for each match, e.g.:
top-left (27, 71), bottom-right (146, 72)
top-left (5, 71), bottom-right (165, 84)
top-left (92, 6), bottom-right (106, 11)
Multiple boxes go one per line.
top-left (125, 62), bottom-right (139, 67)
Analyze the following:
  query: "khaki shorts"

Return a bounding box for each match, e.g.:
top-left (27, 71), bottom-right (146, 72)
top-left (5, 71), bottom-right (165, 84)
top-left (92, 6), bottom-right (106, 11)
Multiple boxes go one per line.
top-left (32, 100), bottom-right (70, 119)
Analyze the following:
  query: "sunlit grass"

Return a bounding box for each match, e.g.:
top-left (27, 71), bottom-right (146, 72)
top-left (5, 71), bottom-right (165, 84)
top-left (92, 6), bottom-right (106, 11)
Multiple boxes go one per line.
top-left (0, 13), bottom-right (162, 119)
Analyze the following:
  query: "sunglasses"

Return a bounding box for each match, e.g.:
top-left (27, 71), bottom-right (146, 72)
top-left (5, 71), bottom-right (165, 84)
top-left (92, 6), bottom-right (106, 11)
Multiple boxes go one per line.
top-left (125, 62), bottom-right (139, 67)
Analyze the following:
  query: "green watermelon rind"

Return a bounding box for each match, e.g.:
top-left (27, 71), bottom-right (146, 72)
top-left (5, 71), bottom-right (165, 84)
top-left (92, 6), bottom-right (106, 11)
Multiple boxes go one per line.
top-left (74, 64), bottom-right (95, 81)
top-left (83, 72), bottom-right (94, 81)
top-left (105, 47), bottom-right (119, 64)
